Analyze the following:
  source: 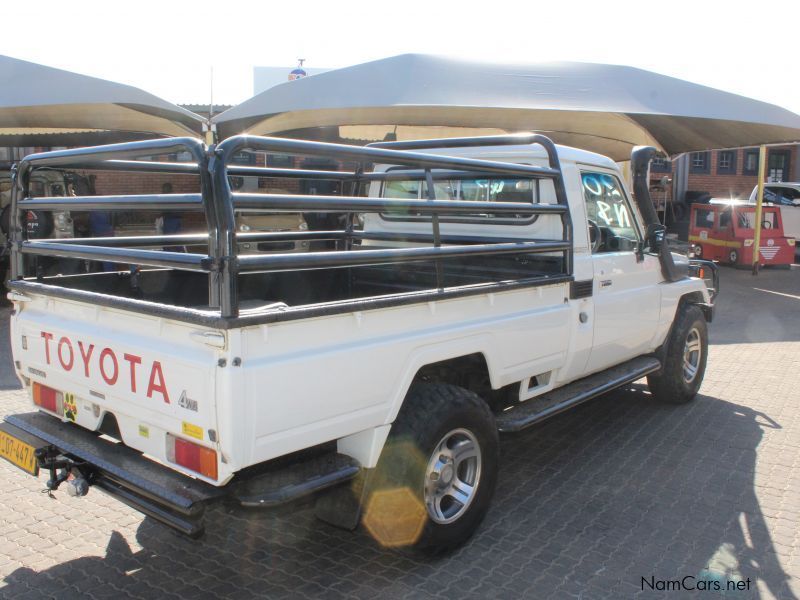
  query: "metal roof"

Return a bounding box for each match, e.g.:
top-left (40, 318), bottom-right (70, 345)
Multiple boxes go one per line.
top-left (0, 55), bottom-right (204, 146)
top-left (213, 54), bottom-right (800, 160)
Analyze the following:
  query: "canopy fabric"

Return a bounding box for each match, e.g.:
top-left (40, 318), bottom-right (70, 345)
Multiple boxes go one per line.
top-left (213, 54), bottom-right (800, 160)
top-left (0, 55), bottom-right (204, 146)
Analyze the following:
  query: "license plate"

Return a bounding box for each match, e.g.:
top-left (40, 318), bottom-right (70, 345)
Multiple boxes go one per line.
top-left (0, 429), bottom-right (39, 475)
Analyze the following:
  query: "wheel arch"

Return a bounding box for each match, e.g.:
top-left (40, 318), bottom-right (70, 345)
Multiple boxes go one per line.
top-left (385, 343), bottom-right (504, 427)
top-left (337, 351), bottom-right (498, 475)
top-left (656, 291), bottom-right (708, 361)
top-left (679, 290), bottom-right (711, 322)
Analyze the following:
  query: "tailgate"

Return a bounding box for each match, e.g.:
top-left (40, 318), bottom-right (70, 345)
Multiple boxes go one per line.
top-left (10, 294), bottom-right (227, 483)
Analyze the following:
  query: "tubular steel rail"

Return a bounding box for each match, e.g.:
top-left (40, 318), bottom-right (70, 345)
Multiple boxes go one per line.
top-left (10, 134), bottom-right (573, 320)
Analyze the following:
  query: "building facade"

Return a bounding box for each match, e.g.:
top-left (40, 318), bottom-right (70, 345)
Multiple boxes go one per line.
top-left (656, 143), bottom-right (800, 205)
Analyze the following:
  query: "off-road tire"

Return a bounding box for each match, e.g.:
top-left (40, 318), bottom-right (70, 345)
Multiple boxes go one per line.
top-left (365, 383), bottom-right (498, 554)
top-left (648, 305), bottom-right (708, 404)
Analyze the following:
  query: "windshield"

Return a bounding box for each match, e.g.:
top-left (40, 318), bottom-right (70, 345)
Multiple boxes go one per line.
top-left (764, 187), bottom-right (800, 206)
top-left (736, 210), bottom-right (778, 230)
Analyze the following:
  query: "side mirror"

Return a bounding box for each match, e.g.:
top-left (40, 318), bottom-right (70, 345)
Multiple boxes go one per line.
top-left (646, 223), bottom-right (666, 254)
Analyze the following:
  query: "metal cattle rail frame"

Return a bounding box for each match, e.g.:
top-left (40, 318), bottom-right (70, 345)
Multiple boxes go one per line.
top-left (9, 134), bottom-right (574, 323)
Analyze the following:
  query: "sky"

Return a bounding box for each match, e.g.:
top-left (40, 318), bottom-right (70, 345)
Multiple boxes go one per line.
top-left (2, 0), bottom-right (799, 115)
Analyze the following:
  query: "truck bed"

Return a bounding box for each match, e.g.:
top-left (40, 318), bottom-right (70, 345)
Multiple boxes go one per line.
top-left (24, 252), bottom-right (566, 321)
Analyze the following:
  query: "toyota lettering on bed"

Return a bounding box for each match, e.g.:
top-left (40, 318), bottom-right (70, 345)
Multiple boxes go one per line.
top-left (39, 331), bottom-right (170, 403)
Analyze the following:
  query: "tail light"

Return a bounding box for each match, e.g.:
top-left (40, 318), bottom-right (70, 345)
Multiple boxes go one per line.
top-left (166, 434), bottom-right (217, 480)
top-left (33, 383), bottom-right (63, 414)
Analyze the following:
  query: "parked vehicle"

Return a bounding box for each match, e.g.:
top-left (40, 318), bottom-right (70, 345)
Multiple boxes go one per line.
top-left (0, 169), bottom-right (92, 282)
top-left (689, 199), bottom-right (795, 267)
top-left (0, 135), bottom-right (717, 552)
top-left (748, 182), bottom-right (800, 206)
top-left (748, 183), bottom-right (800, 251)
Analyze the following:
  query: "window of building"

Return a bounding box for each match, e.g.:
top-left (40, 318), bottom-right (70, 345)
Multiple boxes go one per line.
top-left (230, 151), bottom-right (257, 166)
top-left (768, 150), bottom-right (790, 182)
top-left (743, 150), bottom-right (759, 175)
top-left (651, 155), bottom-right (671, 173)
top-left (716, 150), bottom-right (737, 175)
top-left (266, 153), bottom-right (293, 167)
top-left (690, 152), bottom-right (710, 174)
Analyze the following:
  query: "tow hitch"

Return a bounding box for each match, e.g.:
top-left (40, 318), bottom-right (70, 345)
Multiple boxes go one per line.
top-left (35, 445), bottom-right (91, 497)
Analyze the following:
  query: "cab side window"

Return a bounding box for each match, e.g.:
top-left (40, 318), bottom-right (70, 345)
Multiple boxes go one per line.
top-left (694, 208), bottom-right (715, 229)
top-left (581, 171), bottom-right (639, 253)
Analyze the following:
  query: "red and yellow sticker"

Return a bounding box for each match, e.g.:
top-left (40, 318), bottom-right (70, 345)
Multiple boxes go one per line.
top-left (63, 393), bottom-right (77, 422)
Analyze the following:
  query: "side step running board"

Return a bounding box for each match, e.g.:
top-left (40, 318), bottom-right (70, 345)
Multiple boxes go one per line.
top-left (233, 452), bottom-right (361, 508)
top-left (496, 356), bottom-right (661, 433)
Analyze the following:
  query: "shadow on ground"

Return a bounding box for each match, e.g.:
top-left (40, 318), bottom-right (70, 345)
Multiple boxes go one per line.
top-left (2, 386), bottom-right (795, 599)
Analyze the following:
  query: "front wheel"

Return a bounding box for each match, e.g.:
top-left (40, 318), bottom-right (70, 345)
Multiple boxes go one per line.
top-left (648, 305), bottom-right (708, 404)
top-left (363, 383), bottom-right (498, 553)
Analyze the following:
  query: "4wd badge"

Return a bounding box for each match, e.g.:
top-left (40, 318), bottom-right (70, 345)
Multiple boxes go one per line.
top-left (178, 391), bottom-right (198, 412)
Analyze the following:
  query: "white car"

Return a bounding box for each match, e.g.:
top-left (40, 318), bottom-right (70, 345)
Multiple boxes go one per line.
top-left (749, 183), bottom-right (800, 246)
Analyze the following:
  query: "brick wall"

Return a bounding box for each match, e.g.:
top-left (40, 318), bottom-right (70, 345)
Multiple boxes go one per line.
top-left (82, 153), bottom-right (355, 197)
top-left (685, 144), bottom-right (797, 200)
top-left (89, 171), bottom-right (199, 195)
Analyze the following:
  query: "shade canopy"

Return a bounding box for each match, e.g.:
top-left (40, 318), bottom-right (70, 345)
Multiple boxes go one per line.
top-left (0, 55), bottom-right (204, 146)
top-left (213, 54), bottom-right (800, 160)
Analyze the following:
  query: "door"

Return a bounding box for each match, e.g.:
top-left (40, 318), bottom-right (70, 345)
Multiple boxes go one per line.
top-left (580, 170), bottom-right (662, 373)
top-left (768, 150), bottom-right (791, 182)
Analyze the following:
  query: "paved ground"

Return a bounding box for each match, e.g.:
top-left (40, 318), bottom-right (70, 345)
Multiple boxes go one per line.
top-left (0, 266), bottom-right (799, 599)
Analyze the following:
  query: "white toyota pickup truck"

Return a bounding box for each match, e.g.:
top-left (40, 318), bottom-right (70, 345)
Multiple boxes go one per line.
top-left (0, 134), bottom-right (717, 552)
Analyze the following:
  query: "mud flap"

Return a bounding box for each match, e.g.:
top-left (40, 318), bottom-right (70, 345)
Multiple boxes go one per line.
top-left (314, 469), bottom-right (376, 531)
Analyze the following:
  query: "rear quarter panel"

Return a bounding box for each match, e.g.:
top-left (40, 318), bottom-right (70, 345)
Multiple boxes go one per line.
top-left (227, 282), bottom-right (571, 467)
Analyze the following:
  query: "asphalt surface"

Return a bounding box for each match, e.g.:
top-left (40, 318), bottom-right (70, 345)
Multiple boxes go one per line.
top-left (0, 266), bottom-right (799, 599)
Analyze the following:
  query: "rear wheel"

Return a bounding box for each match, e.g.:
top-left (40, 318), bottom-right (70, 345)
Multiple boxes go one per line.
top-left (363, 383), bottom-right (498, 553)
top-left (648, 305), bottom-right (708, 404)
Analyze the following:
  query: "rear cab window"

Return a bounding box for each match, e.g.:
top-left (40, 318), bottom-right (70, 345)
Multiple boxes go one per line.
top-left (382, 176), bottom-right (542, 224)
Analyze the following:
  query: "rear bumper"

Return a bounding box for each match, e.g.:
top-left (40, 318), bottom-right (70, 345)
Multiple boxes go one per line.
top-left (2, 412), bottom-right (361, 537)
top-left (3, 412), bottom-right (224, 537)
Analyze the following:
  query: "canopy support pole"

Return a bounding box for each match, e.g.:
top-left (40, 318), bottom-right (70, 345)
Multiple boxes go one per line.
top-left (752, 145), bottom-right (767, 275)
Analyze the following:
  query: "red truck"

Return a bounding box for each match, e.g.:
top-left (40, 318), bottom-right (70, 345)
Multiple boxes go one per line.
top-left (689, 200), bottom-right (795, 267)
